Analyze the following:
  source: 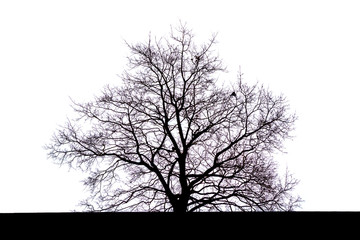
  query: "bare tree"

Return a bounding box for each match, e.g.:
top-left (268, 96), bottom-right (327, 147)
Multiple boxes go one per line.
top-left (46, 24), bottom-right (301, 212)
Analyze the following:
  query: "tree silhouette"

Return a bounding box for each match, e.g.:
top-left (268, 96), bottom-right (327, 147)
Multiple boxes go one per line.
top-left (46, 24), bottom-right (301, 212)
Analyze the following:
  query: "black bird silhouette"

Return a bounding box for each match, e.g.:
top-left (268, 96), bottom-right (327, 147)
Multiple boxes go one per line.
top-left (230, 92), bottom-right (236, 97)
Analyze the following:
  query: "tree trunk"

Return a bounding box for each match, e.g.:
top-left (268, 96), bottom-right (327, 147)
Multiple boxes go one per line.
top-left (172, 196), bottom-right (188, 213)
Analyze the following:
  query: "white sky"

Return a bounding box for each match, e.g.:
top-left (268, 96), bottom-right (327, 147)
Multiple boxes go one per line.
top-left (1, 0), bottom-right (360, 212)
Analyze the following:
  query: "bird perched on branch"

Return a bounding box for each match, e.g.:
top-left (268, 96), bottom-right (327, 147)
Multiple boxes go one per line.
top-left (191, 55), bottom-right (201, 63)
top-left (230, 92), bottom-right (236, 97)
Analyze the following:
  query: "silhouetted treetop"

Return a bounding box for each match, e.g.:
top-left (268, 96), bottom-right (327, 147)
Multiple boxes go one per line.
top-left (46, 23), bottom-right (301, 212)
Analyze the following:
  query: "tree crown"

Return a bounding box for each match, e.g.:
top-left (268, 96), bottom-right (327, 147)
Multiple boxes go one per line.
top-left (46, 24), bottom-right (301, 212)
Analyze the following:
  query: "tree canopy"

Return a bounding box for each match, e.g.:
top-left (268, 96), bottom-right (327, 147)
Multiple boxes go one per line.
top-left (46, 24), bottom-right (301, 212)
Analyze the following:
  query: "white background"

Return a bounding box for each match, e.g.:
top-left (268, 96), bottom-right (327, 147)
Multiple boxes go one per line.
top-left (1, 0), bottom-right (360, 211)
